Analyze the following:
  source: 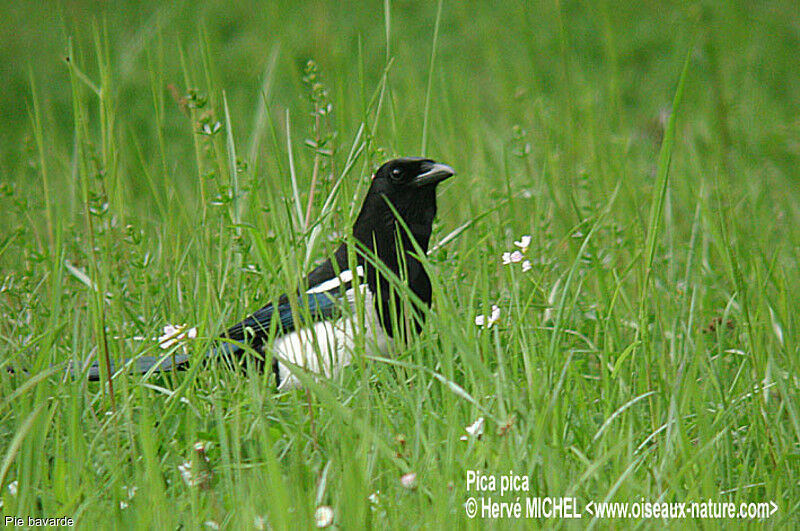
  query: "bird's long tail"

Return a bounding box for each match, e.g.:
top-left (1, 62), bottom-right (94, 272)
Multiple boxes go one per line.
top-left (84, 352), bottom-right (191, 381)
top-left (82, 343), bottom-right (244, 381)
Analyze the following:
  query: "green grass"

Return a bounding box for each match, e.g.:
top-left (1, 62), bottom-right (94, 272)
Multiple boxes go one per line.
top-left (1, 0), bottom-right (799, 528)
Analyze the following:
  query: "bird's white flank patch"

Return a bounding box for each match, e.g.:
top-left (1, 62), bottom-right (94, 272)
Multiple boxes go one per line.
top-left (274, 283), bottom-right (390, 390)
top-left (305, 265), bottom-right (364, 294)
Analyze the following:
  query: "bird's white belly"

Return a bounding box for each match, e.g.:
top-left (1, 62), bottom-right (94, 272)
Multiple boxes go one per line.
top-left (273, 285), bottom-right (390, 390)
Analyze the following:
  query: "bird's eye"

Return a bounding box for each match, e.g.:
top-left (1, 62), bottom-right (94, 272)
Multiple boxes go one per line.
top-left (391, 167), bottom-right (402, 181)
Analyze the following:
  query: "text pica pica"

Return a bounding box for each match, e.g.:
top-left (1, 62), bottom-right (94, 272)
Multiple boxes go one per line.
top-left (85, 157), bottom-right (454, 389)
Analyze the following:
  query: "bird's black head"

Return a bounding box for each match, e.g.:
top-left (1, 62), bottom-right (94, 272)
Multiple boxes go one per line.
top-left (354, 157), bottom-right (455, 252)
top-left (373, 157), bottom-right (455, 189)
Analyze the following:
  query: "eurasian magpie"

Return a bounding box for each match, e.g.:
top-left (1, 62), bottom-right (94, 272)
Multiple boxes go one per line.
top-left (84, 157), bottom-right (454, 389)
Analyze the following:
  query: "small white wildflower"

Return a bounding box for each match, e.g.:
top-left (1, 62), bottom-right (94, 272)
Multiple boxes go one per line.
top-left (475, 305), bottom-right (501, 329)
top-left (460, 417), bottom-right (485, 441)
top-left (466, 416), bottom-right (485, 436)
top-left (178, 461), bottom-right (195, 486)
top-left (254, 515), bottom-right (268, 530)
top-left (178, 449), bottom-right (212, 489)
top-left (521, 260), bottom-right (532, 272)
top-left (502, 250), bottom-right (524, 265)
top-left (314, 505), bottom-right (334, 528)
top-left (193, 441), bottom-right (209, 456)
top-left (177, 441), bottom-right (213, 489)
top-left (514, 235), bottom-right (531, 253)
top-left (158, 324), bottom-right (198, 350)
top-left (486, 304), bottom-right (500, 328)
top-left (368, 490), bottom-right (381, 505)
top-left (204, 521), bottom-right (220, 530)
top-left (400, 472), bottom-right (417, 490)
top-left (201, 122), bottom-right (222, 136)
top-left (119, 500), bottom-right (129, 509)
top-left (8, 480), bottom-right (18, 496)
top-left (123, 485), bottom-right (137, 499)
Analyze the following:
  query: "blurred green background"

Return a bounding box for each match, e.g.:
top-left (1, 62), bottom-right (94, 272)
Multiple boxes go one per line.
top-left (4, 0), bottom-right (798, 187)
top-left (2, 0), bottom-right (800, 527)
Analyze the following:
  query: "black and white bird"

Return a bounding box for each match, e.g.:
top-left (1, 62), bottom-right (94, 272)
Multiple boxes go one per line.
top-left (85, 157), bottom-right (454, 389)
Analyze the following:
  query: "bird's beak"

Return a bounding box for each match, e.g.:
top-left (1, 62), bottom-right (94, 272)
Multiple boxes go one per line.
top-left (412, 162), bottom-right (455, 187)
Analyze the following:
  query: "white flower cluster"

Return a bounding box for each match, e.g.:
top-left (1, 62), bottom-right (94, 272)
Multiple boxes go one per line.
top-left (158, 324), bottom-right (197, 351)
top-left (315, 505), bottom-right (334, 527)
top-left (460, 416), bottom-right (485, 441)
top-left (475, 305), bottom-right (501, 329)
top-left (178, 441), bottom-right (212, 489)
top-left (502, 235), bottom-right (532, 272)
